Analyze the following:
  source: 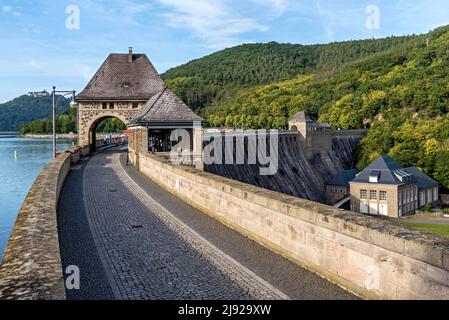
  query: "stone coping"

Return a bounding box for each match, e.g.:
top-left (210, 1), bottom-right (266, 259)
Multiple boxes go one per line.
top-left (143, 152), bottom-right (449, 272)
top-left (0, 147), bottom-right (85, 300)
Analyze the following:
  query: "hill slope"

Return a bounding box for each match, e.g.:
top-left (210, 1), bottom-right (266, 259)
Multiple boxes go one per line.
top-left (0, 95), bottom-right (69, 131)
top-left (164, 26), bottom-right (449, 189)
top-left (162, 35), bottom-right (421, 111)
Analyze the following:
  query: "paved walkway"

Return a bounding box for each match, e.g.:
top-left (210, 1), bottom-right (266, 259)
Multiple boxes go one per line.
top-left (57, 148), bottom-right (356, 300)
top-left (400, 216), bottom-right (449, 225)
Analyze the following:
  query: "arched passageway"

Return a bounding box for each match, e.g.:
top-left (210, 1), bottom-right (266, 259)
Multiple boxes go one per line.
top-left (86, 115), bottom-right (128, 153)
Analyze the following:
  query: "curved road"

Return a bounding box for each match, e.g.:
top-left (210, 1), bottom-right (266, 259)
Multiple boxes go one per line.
top-left (57, 148), bottom-right (356, 300)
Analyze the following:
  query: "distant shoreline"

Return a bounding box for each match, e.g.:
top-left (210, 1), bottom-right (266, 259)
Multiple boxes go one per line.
top-left (20, 133), bottom-right (125, 139)
top-left (0, 132), bottom-right (19, 136)
top-left (20, 133), bottom-right (77, 139)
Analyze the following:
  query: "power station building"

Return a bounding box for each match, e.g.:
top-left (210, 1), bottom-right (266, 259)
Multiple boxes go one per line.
top-left (349, 155), bottom-right (439, 218)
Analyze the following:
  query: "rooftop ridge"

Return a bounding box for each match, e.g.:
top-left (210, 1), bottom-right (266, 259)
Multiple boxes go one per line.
top-left (76, 52), bottom-right (166, 101)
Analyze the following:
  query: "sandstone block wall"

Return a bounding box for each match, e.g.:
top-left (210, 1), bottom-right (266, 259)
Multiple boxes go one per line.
top-left (135, 151), bottom-right (449, 300)
top-left (0, 147), bottom-right (85, 300)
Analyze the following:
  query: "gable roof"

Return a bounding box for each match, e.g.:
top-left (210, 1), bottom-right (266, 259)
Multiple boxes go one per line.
top-left (351, 155), bottom-right (404, 185)
top-left (76, 53), bottom-right (166, 101)
top-left (328, 169), bottom-right (358, 187)
top-left (130, 86), bottom-right (204, 124)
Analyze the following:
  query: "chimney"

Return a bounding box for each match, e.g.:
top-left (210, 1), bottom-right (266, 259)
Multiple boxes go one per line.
top-left (128, 47), bottom-right (133, 63)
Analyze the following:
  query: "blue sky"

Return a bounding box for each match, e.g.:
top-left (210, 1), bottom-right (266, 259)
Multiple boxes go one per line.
top-left (0, 0), bottom-right (449, 103)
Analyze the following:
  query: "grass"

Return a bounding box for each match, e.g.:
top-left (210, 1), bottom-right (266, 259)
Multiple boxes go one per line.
top-left (400, 222), bottom-right (449, 238)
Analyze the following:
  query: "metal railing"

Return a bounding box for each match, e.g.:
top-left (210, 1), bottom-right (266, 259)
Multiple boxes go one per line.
top-left (95, 136), bottom-right (128, 149)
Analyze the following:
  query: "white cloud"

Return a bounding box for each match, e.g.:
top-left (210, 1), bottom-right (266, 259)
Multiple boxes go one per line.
top-left (315, 0), bottom-right (335, 40)
top-left (268, 0), bottom-right (287, 14)
top-left (29, 60), bottom-right (41, 69)
top-left (250, 0), bottom-right (286, 16)
top-left (156, 0), bottom-right (269, 48)
top-left (2, 5), bottom-right (12, 13)
top-left (2, 5), bottom-right (21, 16)
top-left (81, 0), bottom-right (153, 26)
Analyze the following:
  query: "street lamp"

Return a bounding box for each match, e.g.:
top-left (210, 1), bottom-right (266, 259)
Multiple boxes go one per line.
top-left (51, 86), bottom-right (78, 159)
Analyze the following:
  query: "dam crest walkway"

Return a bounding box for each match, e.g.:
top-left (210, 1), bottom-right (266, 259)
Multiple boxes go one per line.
top-left (57, 148), bottom-right (356, 300)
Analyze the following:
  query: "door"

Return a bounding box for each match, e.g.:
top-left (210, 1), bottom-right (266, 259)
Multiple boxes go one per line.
top-left (360, 201), bottom-right (368, 214)
top-left (369, 203), bottom-right (378, 215)
top-left (379, 204), bottom-right (388, 216)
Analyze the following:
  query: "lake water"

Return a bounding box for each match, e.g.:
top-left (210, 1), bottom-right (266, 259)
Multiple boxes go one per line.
top-left (0, 137), bottom-right (74, 259)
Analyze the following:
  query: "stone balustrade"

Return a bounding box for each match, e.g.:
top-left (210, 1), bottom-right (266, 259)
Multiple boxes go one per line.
top-left (135, 151), bottom-right (449, 300)
top-left (0, 146), bottom-right (87, 300)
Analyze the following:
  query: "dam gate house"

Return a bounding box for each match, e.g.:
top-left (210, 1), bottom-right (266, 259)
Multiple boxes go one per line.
top-left (75, 48), bottom-right (204, 165)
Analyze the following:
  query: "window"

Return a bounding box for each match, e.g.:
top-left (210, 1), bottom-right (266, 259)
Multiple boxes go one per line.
top-left (369, 170), bottom-right (380, 183)
top-left (109, 103), bottom-right (114, 110)
top-left (102, 103), bottom-right (107, 110)
top-left (370, 190), bottom-right (377, 200)
top-left (132, 103), bottom-right (139, 109)
top-left (123, 80), bottom-right (130, 88)
top-left (380, 191), bottom-right (387, 201)
top-left (433, 188), bottom-right (439, 202)
top-left (360, 190), bottom-right (368, 199)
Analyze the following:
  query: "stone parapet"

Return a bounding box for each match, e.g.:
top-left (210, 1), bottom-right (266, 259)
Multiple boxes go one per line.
top-left (0, 147), bottom-right (84, 300)
top-left (136, 151), bottom-right (449, 300)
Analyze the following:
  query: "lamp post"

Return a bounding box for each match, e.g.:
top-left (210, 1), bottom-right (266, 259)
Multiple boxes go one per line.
top-left (51, 86), bottom-right (78, 159)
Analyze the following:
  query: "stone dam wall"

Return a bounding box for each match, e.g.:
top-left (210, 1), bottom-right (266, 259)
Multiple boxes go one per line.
top-left (135, 151), bottom-right (449, 300)
top-left (0, 146), bottom-right (88, 300)
top-left (205, 131), bottom-right (364, 203)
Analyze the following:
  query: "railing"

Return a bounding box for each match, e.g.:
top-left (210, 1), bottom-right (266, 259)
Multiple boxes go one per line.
top-left (95, 136), bottom-right (128, 149)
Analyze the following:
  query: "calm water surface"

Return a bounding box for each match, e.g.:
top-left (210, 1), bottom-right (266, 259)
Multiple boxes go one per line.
top-left (0, 137), bottom-right (74, 259)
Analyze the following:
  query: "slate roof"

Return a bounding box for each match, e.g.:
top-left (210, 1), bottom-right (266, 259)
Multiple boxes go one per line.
top-left (350, 155), bottom-right (439, 189)
top-left (328, 169), bottom-right (358, 187)
top-left (351, 155), bottom-right (403, 185)
top-left (130, 86), bottom-right (204, 124)
top-left (403, 167), bottom-right (439, 189)
top-left (76, 53), bottom-right (166, 101)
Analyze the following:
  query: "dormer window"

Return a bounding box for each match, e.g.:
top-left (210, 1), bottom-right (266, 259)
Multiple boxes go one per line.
top-left (394, 170), bottom-right (413, 183)
top-left (123, 80), bottom-right (130, 88)
top-left (369, 170), bottom-right (380, 183)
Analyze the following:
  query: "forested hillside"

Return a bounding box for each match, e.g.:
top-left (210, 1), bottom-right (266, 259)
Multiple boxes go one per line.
top-left (164, 26), bottom-right (449, 189)
top-left (0, 95), bottom-right (69, 131)
top-left (162, 35), bottom-right (421, 110)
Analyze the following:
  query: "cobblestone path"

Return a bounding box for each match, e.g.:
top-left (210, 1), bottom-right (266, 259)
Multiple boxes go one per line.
top-left (58, 149), bottom-right (357, 300)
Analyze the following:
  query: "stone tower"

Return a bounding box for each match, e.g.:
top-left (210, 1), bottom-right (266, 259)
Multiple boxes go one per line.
top-left (289, 112), bottom-right (314, 157)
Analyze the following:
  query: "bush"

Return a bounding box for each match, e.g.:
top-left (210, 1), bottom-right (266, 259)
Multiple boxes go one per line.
top-left (423, 204), bottom-right (432, 213)
top-left (443, 208), bottom-right (449, 215)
